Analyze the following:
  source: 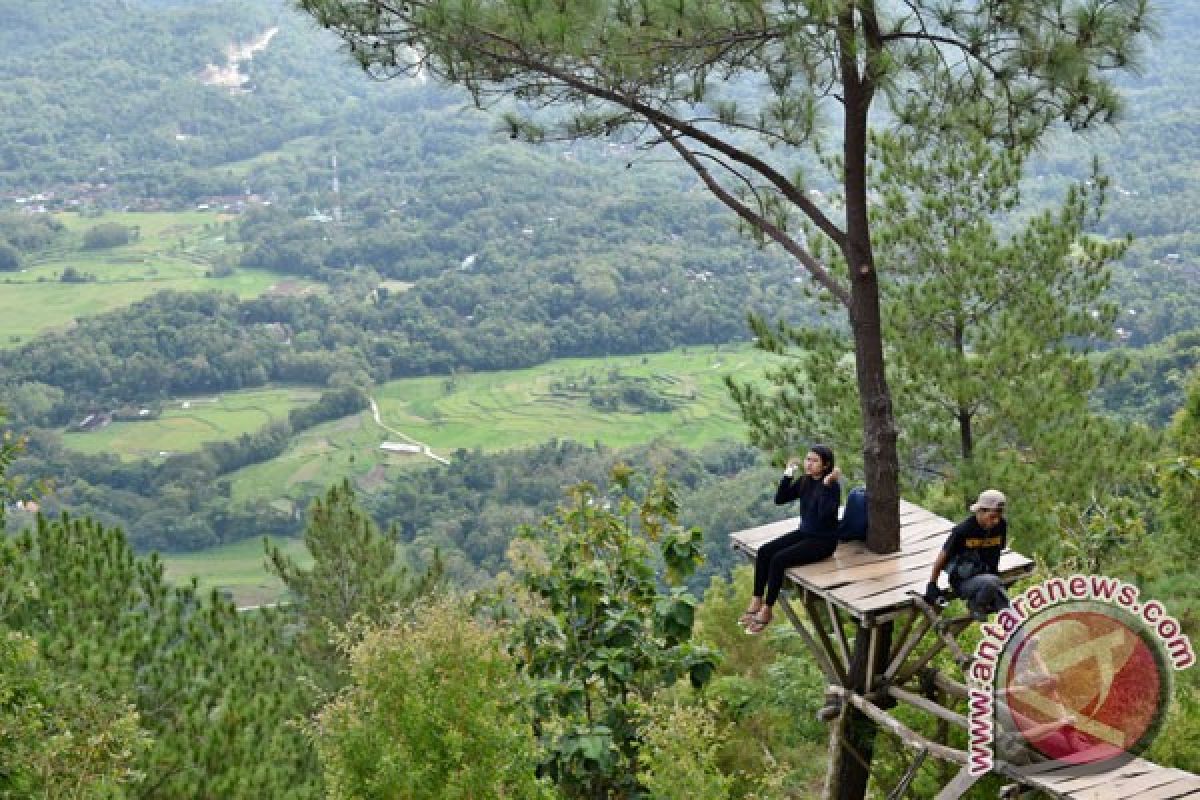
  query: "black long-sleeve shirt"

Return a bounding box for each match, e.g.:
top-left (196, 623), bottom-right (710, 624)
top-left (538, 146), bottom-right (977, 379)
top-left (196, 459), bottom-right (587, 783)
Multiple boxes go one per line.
top-left (775, 474), bottom-right (841, 538)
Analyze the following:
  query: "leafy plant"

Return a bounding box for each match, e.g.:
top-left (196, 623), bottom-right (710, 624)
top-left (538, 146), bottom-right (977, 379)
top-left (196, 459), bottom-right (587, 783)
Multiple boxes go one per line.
top-left (507, 465), bottom-right (718, 798)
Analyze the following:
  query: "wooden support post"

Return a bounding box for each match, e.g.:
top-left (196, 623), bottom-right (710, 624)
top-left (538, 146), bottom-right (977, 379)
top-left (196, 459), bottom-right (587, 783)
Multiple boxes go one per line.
top-left (922, 668), bottom-right (969, 701)
top-left (892, 614), bottom-right (976, 687)
top-left (804, 595), bottom-right (851, 684)
top-left (886, 748), bottom-right (927, 800)
top-left (911, 596), bottom-right (973, 667)
top-left (882, 613), bottom-right (934, 683)
top-left (893, 637), bottom-right (954, 688)
top-left (827, 596), bottom-right (853, 671)
top-left (935, 765), bottom-right (983, 800)
top-left (888, 607), bottom-right (919, 664)
top-left (866, 624), bottom-right (883, 695)
top-left (824, 621), bottom-right (894, 800)
top-left (778, 594), bottom-right (846, 685)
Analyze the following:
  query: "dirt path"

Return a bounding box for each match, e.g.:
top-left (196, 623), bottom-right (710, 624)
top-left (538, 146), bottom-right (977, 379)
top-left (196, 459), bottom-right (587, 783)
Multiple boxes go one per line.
top-left (368, 397), bottom-right (449, 465)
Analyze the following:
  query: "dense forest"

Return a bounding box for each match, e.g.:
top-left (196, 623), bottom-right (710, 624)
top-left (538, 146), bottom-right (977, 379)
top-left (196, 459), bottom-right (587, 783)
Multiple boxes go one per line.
top-left (2, 0), bottom-right (1200, 797)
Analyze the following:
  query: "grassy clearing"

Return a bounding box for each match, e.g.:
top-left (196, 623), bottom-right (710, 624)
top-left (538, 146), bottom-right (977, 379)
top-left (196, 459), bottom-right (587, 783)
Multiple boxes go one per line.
top-left (159, 535), bottom-right (312, 608)
top-left (0, 210), bottom-right (316, 347)
top-left (228, 410), bottom-right (414, 505)
top-left (229, 344), bottom-right (773, 505)
top-left (62, 387), bottom-right (323, 461)
top-left (373, 345), bottom-right (774, 451)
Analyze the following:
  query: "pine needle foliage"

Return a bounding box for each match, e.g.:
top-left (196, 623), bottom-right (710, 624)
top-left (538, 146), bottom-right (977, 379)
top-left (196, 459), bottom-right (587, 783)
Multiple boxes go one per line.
top-left (0, 515), bottom-right (321, 798)
top-left (266, 478), bottom-right (443, 688)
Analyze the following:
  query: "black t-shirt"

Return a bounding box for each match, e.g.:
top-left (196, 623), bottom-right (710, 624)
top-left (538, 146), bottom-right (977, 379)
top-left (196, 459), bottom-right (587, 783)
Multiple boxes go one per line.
top-left (942, 515), bottom-right (1006, 580)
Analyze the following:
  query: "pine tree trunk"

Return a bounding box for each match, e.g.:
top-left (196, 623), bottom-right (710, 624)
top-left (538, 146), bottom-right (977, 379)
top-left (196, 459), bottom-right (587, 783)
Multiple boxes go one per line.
top-left (840, 17), bottom-right (900, 555)
top-left (847, 250), bottom-right (901, 555)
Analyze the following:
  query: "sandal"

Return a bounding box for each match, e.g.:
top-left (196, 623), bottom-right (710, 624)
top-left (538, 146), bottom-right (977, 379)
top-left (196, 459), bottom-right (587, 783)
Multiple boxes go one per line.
top-left (744, 613), bottom-right (771, 635)
top-left (738, 608), bottom-right (762, 627)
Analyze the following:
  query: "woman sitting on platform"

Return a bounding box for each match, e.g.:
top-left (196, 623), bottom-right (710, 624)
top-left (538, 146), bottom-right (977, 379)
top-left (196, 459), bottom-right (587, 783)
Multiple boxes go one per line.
top-left (741, 444), bottom-right (842, 635)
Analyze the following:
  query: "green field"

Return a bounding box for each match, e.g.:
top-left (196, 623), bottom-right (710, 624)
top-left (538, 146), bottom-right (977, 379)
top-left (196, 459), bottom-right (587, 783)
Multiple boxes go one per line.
top-left (374, 346), bottom-right (773, 450)
top-left (229, 345), bottom-right (773, 505)
top-left (0, 210), bottom-right (315, 346)
top-left (62, 387), bottom-right (323, 461)
top-left (228, 409), bottom-right (403, 506)
top-left (159, 535), bottom-right (312, 608)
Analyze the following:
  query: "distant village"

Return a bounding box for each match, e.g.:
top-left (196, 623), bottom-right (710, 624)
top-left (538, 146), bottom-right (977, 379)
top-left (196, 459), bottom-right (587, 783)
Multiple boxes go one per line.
top-left (1, 182), bottom-right (271, 216)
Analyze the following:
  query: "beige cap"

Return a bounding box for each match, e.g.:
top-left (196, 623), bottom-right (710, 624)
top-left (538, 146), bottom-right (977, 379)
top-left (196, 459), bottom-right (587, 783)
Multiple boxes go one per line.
top-left (970, 489), bottom-right (1007, 512)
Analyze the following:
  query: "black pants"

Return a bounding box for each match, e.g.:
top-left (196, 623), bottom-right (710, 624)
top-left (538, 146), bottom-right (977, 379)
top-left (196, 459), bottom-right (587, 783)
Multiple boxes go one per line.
top-left (753, 530), bottom-right (837, 606)
top-left (955, 573), bottom-right (1010, 615)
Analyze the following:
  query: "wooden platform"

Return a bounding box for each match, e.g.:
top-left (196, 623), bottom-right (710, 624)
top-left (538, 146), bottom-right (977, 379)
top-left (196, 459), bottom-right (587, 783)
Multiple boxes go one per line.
top-left (729, 499), bottom-right (1035, 623)
top-left (1009, 756), bottom-right (1200, 799)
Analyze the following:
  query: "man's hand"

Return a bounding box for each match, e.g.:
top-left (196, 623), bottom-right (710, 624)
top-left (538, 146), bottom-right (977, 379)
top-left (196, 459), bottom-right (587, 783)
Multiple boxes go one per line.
top-left (824, 466), bottom-right (842, 486)
top-left (923, 581), bottom-right (942, 606)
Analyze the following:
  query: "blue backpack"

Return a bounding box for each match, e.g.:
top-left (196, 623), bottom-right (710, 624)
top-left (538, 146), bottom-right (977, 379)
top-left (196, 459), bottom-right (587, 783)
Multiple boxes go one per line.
top-left (837, 487), bottom-right (869, 542)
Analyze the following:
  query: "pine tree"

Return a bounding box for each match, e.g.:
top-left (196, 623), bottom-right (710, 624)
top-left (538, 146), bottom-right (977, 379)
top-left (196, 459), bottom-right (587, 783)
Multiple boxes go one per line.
top-left (299, 0), bottom-right (1152, 561)
top-left (730, 130), bottom-right (1151, 549)
top-left (1160, 368), bottom-right (1200, 559)
top-left (314, 611), bottom-right (556, 800)
top-left (0, 628), bottom-right (148, 799)
top-left (266, 478), bottom-right (441, 686)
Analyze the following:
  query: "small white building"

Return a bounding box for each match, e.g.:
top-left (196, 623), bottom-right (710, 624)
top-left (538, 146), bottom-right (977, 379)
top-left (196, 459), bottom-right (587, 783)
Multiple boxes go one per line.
top-left (380, 442), bottom-right (422, 454)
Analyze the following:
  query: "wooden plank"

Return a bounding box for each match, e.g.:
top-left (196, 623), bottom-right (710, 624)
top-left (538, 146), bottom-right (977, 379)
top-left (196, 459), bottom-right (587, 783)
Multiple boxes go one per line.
top-left (1017, 755), bottom-right (1156, 788)
top-left (1015, 755), bottom-right (1128, 779)
top-left (1073, 769), bottom-right (1200, 799)
top-left (804, 543), bottom-right (945, 588)
top-left (808, 545), bottom-right (945, 585)
top-left (729, 518), bottom-right (797, 553)
top-left (1048, 761), bottom-right (1157, 793)
top-left (833, 562), bottom-right (937, 601)
top-left (788, 536), bottom-right (945, 585)
top-left (887, 685), bottom-right (968, 730)
top-left (1119, 780), bottom-right (1200, 800)
top-left (830, 687), bottom-right (969, 765)
top-left (901, 516), bottom-right (956, 540)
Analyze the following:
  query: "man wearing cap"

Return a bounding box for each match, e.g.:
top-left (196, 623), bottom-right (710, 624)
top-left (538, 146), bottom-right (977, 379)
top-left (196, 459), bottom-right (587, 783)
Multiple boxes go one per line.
top-left (923, 489), bottom-right (1011, 618)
